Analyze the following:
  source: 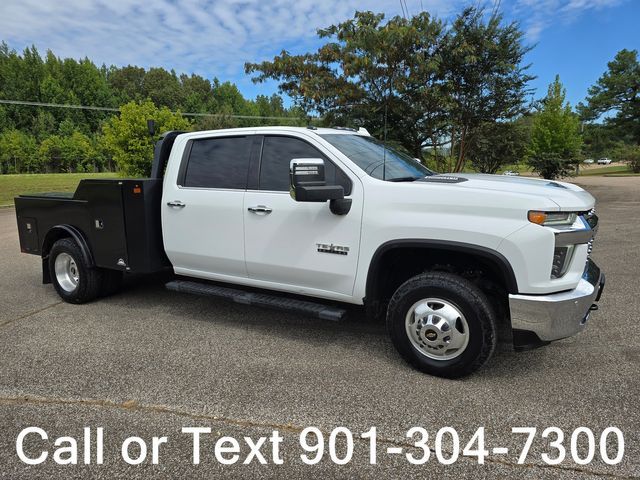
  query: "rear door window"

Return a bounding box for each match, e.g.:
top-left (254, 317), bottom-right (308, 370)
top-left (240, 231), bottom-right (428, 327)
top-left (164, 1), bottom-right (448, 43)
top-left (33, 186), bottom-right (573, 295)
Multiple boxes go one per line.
top-left (182, 136), bottom-right (252, 189)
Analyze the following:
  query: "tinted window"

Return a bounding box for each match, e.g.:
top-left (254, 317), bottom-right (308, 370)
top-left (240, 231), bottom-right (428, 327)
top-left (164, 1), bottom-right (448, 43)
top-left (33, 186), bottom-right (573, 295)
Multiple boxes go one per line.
top-left (260, 136), bottom-right (351, 194)
top-left (183, 136), bottom-right (251, 189)
top-left (319, 134), bottom-right (433, 181)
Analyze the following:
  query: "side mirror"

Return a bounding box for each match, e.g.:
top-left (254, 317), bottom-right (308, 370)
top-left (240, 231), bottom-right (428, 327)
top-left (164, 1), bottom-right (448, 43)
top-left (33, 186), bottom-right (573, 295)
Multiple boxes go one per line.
top-left (289, 158), bottom-right (344, 202)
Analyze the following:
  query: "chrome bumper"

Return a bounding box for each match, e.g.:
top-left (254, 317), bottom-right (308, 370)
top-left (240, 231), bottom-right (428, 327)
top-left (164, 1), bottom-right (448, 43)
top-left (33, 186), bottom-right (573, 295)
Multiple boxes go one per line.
top-left (509, 259), bottom-right (605, 342)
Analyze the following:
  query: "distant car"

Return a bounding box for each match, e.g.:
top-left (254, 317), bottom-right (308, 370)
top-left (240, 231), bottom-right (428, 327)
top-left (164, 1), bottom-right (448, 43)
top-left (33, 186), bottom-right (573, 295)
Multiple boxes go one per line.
top-left (583, 158), bottom-right (595, 164)
top-left (502, 170), bottom-right (520, 176)
top-left (597, 158), bottom-right (612, 165)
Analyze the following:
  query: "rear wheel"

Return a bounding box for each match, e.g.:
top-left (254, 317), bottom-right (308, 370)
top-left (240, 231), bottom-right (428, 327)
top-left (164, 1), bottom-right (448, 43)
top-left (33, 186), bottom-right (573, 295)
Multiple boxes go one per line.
top-left (49, 238), bottom-right (103, 304)
top-left (386, 272), bottom-right (497, 378)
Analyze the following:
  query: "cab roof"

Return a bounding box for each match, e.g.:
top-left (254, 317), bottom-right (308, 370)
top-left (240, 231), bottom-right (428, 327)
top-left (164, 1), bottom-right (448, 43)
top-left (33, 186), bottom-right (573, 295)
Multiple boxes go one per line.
top-left (178, 125), bottom-right (370, 138)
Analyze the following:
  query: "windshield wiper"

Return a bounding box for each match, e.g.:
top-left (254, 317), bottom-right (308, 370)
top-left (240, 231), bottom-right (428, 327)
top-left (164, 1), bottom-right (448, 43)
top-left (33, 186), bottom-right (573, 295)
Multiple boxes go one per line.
top-left (388, 176), bottom-right (422, 182)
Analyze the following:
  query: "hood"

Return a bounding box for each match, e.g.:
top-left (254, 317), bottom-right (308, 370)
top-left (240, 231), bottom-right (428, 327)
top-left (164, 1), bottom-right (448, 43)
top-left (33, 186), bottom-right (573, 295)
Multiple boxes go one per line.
top-left (419, 173), bottom-right (595, 211)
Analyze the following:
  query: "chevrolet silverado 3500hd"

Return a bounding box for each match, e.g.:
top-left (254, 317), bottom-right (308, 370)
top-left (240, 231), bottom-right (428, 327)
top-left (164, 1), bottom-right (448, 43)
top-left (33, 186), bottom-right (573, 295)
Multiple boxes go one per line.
top-left (15, 127), bottom-right (605, 378)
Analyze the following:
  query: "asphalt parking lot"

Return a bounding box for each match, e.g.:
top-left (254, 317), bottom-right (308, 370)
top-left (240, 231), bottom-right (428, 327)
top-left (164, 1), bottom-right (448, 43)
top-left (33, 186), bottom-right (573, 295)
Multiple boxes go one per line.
top-left (1, 176), bottom-right (639, 479)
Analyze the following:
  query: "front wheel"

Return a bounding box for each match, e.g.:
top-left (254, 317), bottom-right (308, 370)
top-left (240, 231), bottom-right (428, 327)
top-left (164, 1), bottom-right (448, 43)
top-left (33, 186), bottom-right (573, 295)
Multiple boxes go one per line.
top-left (49, 238), bottom-right (103, 304)
top-left (386, 272), bottom-right (497, 378)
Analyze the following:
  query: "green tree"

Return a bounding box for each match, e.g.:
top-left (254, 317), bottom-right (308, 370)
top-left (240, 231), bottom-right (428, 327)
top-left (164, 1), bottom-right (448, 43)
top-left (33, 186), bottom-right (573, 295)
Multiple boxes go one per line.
top-left (0, 41), bottom-right (299, 167)
top-left (180, 73), bottom-right (216, 113)
top-left (579, 49), bottom-right (640, 145)
top-left (63, 131), bottom-right (96, 172)
top-left (101, 100), bottom-right (192, 176)
top-left (444, 7), bottom-right (534, 171)
top-left (527, 76), bottom-right (582, 179)
top-left (142, 67), bottom-right (184, 110)
top-left (245, 11), bottom-right (450, 156)
top-left (38, 134), bottom-right (65, 172)
top-left (107, 65), bottom-right (146, 104)
top-left (31, 110), bottom-right (56, 141)
top-left (0, 45), bottom-right (46, 133)
top-left (612, 143), bottom-right (640, 173)
top-left (95, 134), bottom-right (116, 172)
top-left (37, 131), bottom-right (95, 172)
top-left (0, 129), bottom-right (38, 173)
top-left (466, 121), bottom-right (528, 174)
top-left (245, 7), bottom-right (532, 161)
top-left (211, 79), bottom-right (259, 126)
top-left (194, 104), bottom-right (239, 130)
top-left (581, 123), bottom-right (616, 159)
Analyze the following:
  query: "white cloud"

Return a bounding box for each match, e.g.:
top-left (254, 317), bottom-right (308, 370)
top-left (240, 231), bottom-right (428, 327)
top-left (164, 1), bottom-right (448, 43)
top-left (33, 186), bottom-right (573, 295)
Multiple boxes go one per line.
top-left (0, 0), bottom-right (627, 88)
top-left (510, 0), bottom-right (625, 40)
top-left (0, 0), bottom-right (462, 78)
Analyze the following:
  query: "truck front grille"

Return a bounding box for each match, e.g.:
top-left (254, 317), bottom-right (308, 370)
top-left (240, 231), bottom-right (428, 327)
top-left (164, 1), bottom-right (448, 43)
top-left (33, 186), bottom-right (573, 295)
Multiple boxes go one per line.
top-left (583, 208), bottom-right (597, 259)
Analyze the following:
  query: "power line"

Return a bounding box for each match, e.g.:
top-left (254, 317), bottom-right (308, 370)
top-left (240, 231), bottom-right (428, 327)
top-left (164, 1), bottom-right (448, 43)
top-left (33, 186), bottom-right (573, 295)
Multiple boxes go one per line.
top-left (0, 99), bottom-right (119, 112)
top-left (402, 0), bottom-right (410, 18)
top-left (399, 0), bottom-right (407, 18)
top-left (0, 99), bottom-right (314, 122)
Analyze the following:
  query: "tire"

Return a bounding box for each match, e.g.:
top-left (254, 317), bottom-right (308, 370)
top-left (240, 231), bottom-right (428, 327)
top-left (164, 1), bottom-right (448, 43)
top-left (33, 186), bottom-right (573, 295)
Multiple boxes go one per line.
top-left (386, 272), bottom-right (497, 378)
top-left (49, 238), bottom-right (103, 304)
top-left (100, 269), bottom-right (123, 297)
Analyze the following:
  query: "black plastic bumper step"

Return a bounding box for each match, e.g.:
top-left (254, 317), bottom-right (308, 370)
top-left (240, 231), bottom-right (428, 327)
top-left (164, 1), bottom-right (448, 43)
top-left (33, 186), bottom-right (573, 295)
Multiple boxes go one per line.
top-left (166, 280), bottom-right (347, 321)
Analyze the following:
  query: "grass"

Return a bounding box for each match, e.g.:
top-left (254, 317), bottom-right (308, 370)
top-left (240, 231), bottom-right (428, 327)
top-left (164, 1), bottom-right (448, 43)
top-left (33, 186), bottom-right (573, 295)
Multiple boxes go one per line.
top-left (496, 163), bottom-right (637, 177)
top-left (578, 165), bottom-right (633, 176)
top-left (0, 172), bottom-right (116, 206)
top-left (498, 163), bottom-right (533, 174)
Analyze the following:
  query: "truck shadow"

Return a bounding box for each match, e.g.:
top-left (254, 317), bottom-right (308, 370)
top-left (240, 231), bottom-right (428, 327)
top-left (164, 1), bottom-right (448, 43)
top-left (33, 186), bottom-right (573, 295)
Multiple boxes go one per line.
top-left (112, 274), bottom-right (549, 381)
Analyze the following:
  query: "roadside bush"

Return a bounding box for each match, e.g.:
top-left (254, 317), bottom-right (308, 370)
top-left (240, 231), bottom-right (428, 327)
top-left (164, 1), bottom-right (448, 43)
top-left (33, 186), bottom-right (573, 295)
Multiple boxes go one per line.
top-left (0, 130), bottom-right (39, 173)
top-left (101, 100), bottom-right (192, 177)
top-left (38, 135), bottom-right (65, 172)
top-left (527, 154), bottom-right (578, 180)
top-left (614, 144), bottom-right (640, 173)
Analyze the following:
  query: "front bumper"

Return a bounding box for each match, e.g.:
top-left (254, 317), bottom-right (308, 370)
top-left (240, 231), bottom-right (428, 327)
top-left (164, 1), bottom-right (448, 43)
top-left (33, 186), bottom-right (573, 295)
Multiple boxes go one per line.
top-left (509, 259), bottom-right (605, 343)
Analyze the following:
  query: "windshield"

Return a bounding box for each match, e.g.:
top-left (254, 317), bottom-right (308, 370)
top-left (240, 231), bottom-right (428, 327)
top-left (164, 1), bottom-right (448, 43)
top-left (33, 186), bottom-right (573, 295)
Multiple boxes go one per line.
top-left (319, 134), bottom-right (434, 181)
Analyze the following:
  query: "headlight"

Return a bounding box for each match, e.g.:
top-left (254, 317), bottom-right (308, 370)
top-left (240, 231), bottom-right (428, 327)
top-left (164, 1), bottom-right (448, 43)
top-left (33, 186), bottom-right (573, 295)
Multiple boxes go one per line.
top-left (528, 211), bottom-right (578, 226)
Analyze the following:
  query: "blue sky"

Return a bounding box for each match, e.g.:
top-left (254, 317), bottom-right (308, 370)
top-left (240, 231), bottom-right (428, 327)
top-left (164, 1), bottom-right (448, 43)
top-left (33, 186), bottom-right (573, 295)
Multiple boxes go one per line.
top-left (1, 0), bottom-right (638, 109)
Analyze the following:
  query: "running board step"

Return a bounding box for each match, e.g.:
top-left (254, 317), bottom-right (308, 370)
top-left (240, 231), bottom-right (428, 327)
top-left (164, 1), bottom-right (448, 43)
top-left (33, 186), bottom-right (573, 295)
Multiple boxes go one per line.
top-left (165, 280), bottom-right (347, 321)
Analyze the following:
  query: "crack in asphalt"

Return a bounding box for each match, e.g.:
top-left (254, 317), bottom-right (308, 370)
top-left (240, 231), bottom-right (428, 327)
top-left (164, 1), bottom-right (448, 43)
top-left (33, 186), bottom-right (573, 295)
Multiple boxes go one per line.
top-left (0, 301), bottom-right (63, 329)
top-left (0, 394), bottom-right (635, 479)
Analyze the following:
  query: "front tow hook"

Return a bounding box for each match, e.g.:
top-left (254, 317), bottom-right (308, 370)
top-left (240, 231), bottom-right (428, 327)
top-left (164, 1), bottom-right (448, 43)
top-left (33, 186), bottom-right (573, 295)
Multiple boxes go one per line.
top-left (581, 304), bottom-right (599, 326)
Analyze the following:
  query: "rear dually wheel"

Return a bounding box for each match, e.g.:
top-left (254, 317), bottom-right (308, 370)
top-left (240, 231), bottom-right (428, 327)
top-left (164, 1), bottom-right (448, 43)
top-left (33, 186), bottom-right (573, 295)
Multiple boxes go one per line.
top-left (49, 238), bottom-right (103, 304)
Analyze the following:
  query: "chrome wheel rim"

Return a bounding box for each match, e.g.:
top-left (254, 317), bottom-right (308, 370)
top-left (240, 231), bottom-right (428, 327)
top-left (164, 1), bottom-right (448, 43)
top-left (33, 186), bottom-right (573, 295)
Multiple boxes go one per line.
top-left (54, 252), bottom-right (79, 292)
top-left (405, 298), bottom-right (469, 361)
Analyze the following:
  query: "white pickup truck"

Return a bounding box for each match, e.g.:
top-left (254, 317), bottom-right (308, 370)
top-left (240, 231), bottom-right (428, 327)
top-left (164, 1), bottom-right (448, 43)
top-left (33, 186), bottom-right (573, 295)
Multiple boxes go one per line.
top-left (15, 126), bottom-right (605, 377)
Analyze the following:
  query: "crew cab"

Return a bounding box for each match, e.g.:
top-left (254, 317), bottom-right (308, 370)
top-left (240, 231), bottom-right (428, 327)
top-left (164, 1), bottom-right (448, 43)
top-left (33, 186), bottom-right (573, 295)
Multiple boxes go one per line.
top-left (14, 126), bottom-right (605, 378)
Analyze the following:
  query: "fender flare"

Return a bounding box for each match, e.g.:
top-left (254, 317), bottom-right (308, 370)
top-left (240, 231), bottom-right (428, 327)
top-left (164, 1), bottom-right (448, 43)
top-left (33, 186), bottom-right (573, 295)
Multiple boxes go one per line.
top-left (365, 239), bottom-right (519, 302)
top-left (41, 225), bottom-right (95, 283)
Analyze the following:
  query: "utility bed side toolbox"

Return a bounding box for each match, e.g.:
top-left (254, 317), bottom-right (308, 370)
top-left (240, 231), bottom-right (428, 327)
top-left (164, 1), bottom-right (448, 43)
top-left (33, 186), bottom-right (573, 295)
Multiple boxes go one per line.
top-left (15, 178), bottom-right (170, 274)
top-left (74, 179), bottom-right (129, 269)
top-left (16, 216), bottom-right (39, 253)
top-left (120, 178), bottom-right (169, 273)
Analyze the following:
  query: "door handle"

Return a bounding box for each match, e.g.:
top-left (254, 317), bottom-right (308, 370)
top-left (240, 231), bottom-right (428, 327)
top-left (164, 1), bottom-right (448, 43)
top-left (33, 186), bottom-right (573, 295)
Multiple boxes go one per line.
top-left (247, 205), bottom-right (273, 215)
top-left (167, 200), bottom-right (186, 208)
